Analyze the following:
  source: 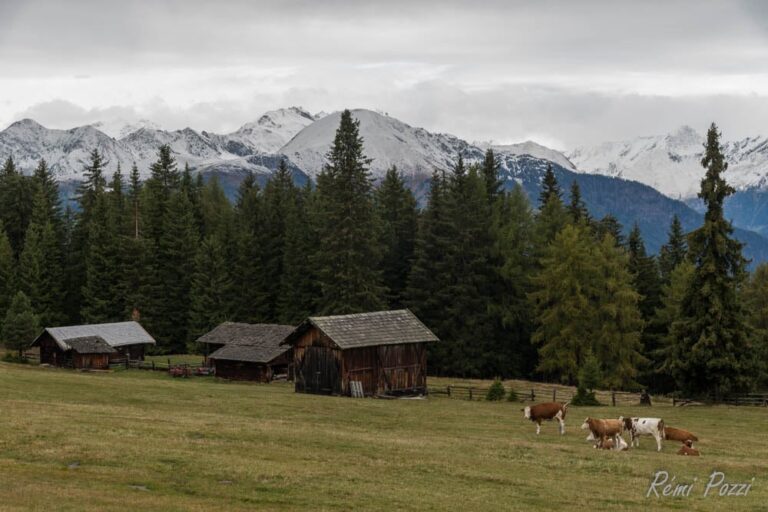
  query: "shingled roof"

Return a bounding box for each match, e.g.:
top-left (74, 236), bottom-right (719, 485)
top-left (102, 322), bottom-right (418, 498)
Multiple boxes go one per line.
top-left (283, 309), bottom-right (438, 349)
top-left (65, 336), bottom-right (117, 354)
top-left (31, 321), bottom-right (156, 351)
top-left (199, 323), bottom-right (295, 363)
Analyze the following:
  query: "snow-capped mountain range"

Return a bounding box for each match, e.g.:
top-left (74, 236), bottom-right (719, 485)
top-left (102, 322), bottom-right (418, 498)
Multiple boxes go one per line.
top-left (569, 126), bottom-right (768, 199)
top-left (4, 107), bottom-right (768, 260)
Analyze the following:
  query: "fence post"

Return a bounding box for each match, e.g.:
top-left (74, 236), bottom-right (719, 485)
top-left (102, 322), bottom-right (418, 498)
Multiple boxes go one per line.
top-left (125, 358), bottom-right (129, 369)
top-left (447, 385), bottom-right (451, 397)
top-left (530, 389), bottom-right (535, 402)
top-left (469, 387), bottom-right (473, 401)
top-left (552, 388), bottom-right (556, 402)
top-left (152, 361), bottom-right (155, 371)
top-left (168, 358), bottom-right (171, 369)
top-left (611, 390), bottom-right (616, 407)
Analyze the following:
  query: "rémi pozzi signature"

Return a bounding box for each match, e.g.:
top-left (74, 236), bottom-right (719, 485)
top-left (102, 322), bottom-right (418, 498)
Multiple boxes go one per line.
top-left (646, 470), bottom-right (755, 498)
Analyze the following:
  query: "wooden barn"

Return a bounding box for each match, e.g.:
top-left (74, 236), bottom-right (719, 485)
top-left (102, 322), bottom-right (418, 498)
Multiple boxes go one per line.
top-left (282, 309), bottom-right (438, 397)
top-left (30, 321), bottom-right (156, 369)
top-left (196, 322), bottom-right (295, 382)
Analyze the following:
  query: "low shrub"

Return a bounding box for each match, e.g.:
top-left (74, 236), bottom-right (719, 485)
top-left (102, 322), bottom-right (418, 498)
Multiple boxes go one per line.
top-left (485, 378), bottom-right (506, 401)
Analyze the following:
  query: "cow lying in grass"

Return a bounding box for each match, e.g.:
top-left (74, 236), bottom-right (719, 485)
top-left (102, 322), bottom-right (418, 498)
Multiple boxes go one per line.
top-left (664, 426), bottom-right (698, 444)
top-left (677, 440), bottom-right (700, 456)
top-left (586, 431), bottom-right (628, 451)
top-left (522, 402), bottom-right (568, 435)
top-left (581, 417), bottom-right (622, 449)
top-left (619, 417), bottom-right (664, 452)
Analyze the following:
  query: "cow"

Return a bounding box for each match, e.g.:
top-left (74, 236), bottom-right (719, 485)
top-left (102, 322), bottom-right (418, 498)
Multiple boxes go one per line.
top-left (587, 431), bottom-right (628, 451)
top-left (619, 417), bottom-right (664, 452)
top-left (677, 440), bottom-right (700, 456)
top-left (522, 402), bottom-right (569, 435)
top-left (664, 426), bottom-right (698, 444)
top-left (581, 417), bottom-right (622, 449)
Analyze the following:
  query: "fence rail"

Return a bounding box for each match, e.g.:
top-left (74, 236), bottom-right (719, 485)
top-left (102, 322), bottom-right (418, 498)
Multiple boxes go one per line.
top-left (428, 383), bottom-right (658, 406)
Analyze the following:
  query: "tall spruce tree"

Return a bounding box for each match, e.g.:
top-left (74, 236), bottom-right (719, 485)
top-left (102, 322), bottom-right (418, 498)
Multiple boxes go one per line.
top-left (742, 263), bottom-right (768, 387)
top-left (188, 235), bottom-right (233, 341)
top-left (490, 185), bottom-right (536, 377)
top-left (406, 171), bottom-right (453, 372)
top-left (539, 163), bottom-right (561, 206)
top-left (668, 124), bottom-right (756, 397)
top-left (567, 180), bottom-right (590, 224)
top-left (375, 166), bottom-right (418, 308)
top-left (232, 173), bottom-right (270, 322)
top-left (313, 109), bottom-right (384, 314)
top-left (278, 182), bottom-right (318, 324)
top-left (0, 156), bottom-right (34, 257)
top-left (0, 228), bottom-right (15, 328)
top-left (480, 148), bottom-right (502, 203)
top-left (261, 159), bottom-right (298, 318)
top-left (658, 215), bottom-right (687, 282)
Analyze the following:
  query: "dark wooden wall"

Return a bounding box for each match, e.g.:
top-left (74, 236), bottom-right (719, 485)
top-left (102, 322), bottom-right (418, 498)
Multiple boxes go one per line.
top-left (38, 334), bottom-right (67, 367)
top-left (110, 344), bottom-right (147, 361)
top-left (73, 353), bottom-right (111, 370)
top-left (291, 326), bottom-right (428, 396)
top-left (213, 360), bottom-right (271, 382)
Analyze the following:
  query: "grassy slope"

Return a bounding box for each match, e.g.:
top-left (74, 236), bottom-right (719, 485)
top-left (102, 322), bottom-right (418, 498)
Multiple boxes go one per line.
top-left (0, 363), bottom-right (764, 511)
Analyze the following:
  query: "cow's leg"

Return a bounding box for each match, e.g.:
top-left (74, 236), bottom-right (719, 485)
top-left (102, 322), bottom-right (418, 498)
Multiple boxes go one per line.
top-left (555, 411), bottom-right (565, 435)
top-left (536, 421), bottom-right (541, 435)
top-left (655, 433), bottom-right (662, 452)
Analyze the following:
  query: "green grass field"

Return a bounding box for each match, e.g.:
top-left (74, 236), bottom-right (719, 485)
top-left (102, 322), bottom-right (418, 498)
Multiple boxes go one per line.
top-left (0, 362), bottom-right (765, 511)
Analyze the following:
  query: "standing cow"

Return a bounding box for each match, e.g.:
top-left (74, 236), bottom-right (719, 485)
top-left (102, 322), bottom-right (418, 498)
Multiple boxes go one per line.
top-left (523, 402), bottom-right (569, 435)
top-left (581, 418), bottom-right (623, 449)
top-left (619, 417), bottom-right (664, 451)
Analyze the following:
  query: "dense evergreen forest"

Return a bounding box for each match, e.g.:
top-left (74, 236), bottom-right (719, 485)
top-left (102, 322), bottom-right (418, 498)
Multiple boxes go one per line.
top-left (0, 110), bottom-right (765, 398)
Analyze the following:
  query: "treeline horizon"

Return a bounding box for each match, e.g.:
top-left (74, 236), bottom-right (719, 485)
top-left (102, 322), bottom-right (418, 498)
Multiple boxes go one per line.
top-left (0, 110), bottom-right (765, 398)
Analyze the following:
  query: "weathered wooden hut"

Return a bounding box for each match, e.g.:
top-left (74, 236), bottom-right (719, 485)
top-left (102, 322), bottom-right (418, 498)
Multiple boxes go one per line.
top-left (196, 323), bottom-right (295, 382)
top-left (281, 309), bottom-right (438, 397)
top-left (31, 321), bottom-right (156, 368)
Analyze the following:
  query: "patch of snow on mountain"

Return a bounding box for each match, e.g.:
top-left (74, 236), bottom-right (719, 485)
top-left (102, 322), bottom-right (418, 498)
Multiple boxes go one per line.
top-left (490, 141), bottom-right (576, 171)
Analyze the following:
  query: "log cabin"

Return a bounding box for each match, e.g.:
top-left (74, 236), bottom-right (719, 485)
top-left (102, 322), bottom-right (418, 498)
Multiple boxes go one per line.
top-left (30, 321), bottom-right (156, 368)
top-left (281, 309), bottom-right (438, 397)
top-left (196, 323), bottom-right (295, 382)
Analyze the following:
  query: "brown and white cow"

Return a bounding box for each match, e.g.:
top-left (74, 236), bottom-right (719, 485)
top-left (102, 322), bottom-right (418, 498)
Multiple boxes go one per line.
top-left (619, 417), bottom-right (664, 452)
top-left (522, 402), bottom-right (569, 435)
top-left (581, 417), bottom-right (622, 449)
top-left (586, 431), bottom-right (629, 451)
top-left (664, 426), bottom-right (698, 444)
top-left (676, 440), bottom-right (700, 456)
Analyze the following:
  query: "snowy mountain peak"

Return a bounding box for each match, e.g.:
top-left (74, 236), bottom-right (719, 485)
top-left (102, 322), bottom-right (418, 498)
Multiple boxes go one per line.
top-left (6, 118), bottom-right (46, 133)
top-left (89, 119), bottom-right (161, 139)
top-left (489, 140), bottom-right (576, 171)
top-left (279, 108), bottom-right (482, 179)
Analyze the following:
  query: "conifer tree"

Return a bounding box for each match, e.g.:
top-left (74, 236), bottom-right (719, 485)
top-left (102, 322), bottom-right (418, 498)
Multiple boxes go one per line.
top-left (375, 166), bottom-right (418, 308)
top-left (0, 228), bottom-right (15, 328)
top-left (128, 163), bottom-right (142, 238)
top-left (490, 185), bottom-right (536, 377)
top-left (658, 214), bottom-right (687, 282)
top-left (31, 159), bottom-right (61, 227)
top-left (627, 224), bottom-right (662, 321)
top-left (669, 124), bottom-right (756, 397)
top-left (19, 192), bottom-right (65, 326)
top-left (314, 109), bottom-right (384, 314)
top-left (480, 148), bottom-right (502, 203)
top-left (2, 291), bottom-right (39, 359)
top-left (278, 182), bottom-right (319, 324)
top-left (567, 180), bottom-right (590, 224)
top-left (539, 163), bottom-right (561, 206)
top-left (200, 175), bottom-right (234, 240)
top-left (742, 263), bottom-right (768, 386)
top-left (232, 173), bottom-right (270, 322)
top-left (406, 171), bottom-right (453, 372)
top-left (596, 214), bottom-right (625, 246)
top-left (188, 235), bottom-right (233, 341)
top-left (261, 159), bottom-right (298, 318)
top-left (0, 156), bottom-right (33, 256)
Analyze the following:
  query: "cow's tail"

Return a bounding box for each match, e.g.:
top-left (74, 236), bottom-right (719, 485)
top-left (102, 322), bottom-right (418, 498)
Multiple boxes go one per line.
top-left (561, 401), bottom-right (570, 419)
top-left (659, 419), bottom-right (665, 439)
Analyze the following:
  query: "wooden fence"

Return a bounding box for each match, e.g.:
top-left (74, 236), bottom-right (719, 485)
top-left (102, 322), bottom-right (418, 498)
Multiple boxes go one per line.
top-left (108, 358), bottom-right (209, 372)
top-left (428, 382), bottom-right (664, 406)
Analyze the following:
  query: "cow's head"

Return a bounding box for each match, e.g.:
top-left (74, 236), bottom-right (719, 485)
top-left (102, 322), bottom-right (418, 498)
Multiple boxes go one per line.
top-left (523, 406), bottom-right (531, 419)
top-left (580, 417), bottom-right (592, 430)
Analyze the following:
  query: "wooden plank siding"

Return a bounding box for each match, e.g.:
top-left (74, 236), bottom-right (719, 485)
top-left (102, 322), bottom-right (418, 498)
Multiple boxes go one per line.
top-left (291, 325), bottom-right (428, 397)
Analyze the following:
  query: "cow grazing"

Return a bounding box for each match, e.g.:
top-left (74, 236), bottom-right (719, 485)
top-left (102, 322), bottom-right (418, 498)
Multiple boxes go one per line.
top-left (664, 426), bottom-right (698, 444)
top-left (581, 418), bottom-right (623, 449)
top-left (677, 440), bottom-right (700, 456)
top-left (523, 402), bottom-right (569, 435)
top-left (619, 417), bottom-right (664, 452)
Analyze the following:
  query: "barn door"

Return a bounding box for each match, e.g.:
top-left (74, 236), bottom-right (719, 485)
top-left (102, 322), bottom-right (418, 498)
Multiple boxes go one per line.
top-left (299, 347), bottom-right (340, 395)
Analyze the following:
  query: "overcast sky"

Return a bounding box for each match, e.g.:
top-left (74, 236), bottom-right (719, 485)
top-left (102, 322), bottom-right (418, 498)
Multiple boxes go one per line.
top-left (1, 0), bottom-right (767, 149)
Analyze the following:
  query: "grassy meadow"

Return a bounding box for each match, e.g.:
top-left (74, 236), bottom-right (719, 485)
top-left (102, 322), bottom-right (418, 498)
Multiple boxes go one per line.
top-left (0, 362), bottom-right (765, 511)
